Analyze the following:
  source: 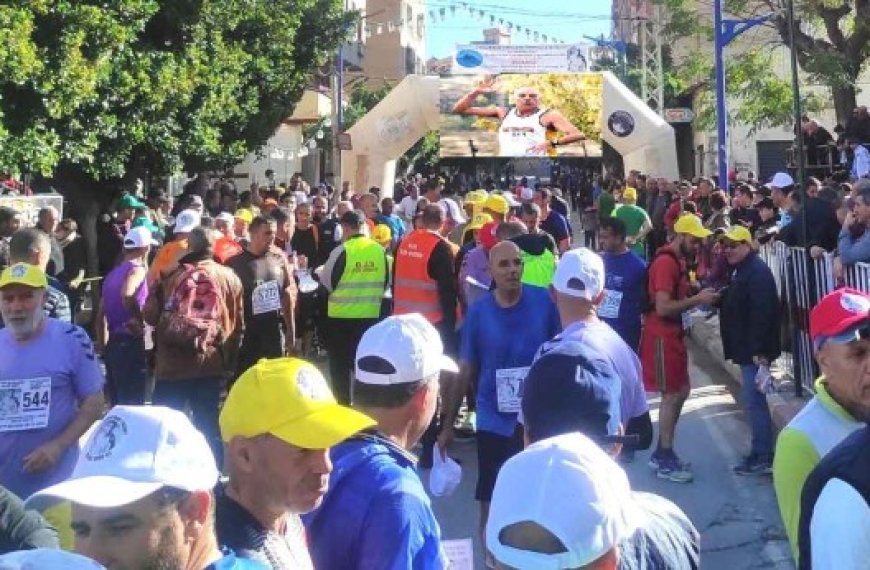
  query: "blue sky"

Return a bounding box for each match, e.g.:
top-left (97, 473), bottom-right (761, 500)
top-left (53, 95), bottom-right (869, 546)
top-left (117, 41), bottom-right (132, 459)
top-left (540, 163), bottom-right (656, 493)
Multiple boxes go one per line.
top-left (426, 0), bottom-right (613, 59)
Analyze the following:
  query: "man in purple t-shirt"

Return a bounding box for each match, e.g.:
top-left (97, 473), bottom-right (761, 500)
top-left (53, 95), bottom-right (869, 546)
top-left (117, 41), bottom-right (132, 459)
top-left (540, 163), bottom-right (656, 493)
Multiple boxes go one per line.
top-left (536, 248), bottom-right (653, 461)
top-left (0, 263), bottom-right (104, 500)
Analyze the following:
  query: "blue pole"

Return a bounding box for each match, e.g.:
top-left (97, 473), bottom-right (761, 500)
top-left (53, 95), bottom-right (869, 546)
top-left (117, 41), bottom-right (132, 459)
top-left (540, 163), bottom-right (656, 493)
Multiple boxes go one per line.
top-left (713, 0), bottom-right (728, 191)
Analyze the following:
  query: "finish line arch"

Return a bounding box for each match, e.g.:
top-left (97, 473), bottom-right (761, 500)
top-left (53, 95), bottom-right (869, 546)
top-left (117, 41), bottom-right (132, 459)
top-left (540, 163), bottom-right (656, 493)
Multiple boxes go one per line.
top-left (342, 72), bottom-right (679, 191)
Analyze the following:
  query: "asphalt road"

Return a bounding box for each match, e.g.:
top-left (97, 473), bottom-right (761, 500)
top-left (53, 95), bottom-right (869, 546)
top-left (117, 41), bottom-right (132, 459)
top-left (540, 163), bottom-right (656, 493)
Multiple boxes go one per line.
top-left (425, 336), bottom-right (796, 569)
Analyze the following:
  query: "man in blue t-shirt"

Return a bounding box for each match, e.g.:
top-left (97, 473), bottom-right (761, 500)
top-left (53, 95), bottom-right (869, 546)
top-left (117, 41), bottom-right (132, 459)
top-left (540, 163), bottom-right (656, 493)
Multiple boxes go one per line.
top-left (534, 188), bottom-right (571, 253)
top-left (598, 217), bottom-right (647, 351)
top-left (438, 240), bottom-right (560, 568)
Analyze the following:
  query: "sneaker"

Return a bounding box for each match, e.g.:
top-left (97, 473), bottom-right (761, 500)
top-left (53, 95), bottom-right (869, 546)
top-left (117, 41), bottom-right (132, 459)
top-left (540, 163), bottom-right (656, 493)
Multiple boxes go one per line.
top-left (647, 450), bottom-right (662, 470)
top-left (656, 455), bottom-right (694, 483)
top-left (733, 453), bottom-right (773, 476)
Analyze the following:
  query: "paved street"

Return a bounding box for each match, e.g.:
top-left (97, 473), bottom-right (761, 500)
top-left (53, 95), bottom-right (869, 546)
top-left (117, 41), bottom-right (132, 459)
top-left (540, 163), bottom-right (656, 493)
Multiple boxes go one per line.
top-left (425, 336), bottom-right (796, 569)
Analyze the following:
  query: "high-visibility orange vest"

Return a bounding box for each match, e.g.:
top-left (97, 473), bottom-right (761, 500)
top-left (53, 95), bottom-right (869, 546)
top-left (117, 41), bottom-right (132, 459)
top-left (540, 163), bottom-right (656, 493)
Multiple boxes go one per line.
top-left (393, 229), bottom-right (444, 324)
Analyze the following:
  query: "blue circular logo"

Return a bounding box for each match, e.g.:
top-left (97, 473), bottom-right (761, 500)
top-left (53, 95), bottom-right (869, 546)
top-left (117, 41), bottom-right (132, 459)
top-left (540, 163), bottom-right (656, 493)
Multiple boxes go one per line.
top-left (455, 49), bottom-right (484, 68)
top-left (607, 111), bottom-right (635, 138)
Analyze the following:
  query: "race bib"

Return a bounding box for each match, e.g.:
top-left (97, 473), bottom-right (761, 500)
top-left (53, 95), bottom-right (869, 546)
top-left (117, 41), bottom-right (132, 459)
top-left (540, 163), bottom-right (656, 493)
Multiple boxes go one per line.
top-left (252, 280), bottom-right (282, 315)
top-left (598, 289), bottom-right (623, 319)
top-left (681, 311), bottom-right (693, 331)
top-left (0, 377), bottom-right (51, 432)
top-left (496, 367), bottom-right (529, 414)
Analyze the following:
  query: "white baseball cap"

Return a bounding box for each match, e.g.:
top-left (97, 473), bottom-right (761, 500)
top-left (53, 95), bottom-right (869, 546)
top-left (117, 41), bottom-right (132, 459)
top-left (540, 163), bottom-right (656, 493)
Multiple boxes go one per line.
top-left (0, 549), bottom-right (105, 570)
top-left (487, 432), bottom-right (639, 569)
top-left (123, 226), bottom-right (158, 249)
top-left (25, 406), bottom-right (219, 511)
top-left (764, 172), bottom-right (795, 189)
top-left (215, 212), bottom-right (234, 225)
top-left (552, 247), bottom-right (605, 301)
top-left (355, 314), bottom-right (458, 385)
top-left (174, 209), bottom-right (201, 233)
top-left (189, 194), bottom-right (204, 209)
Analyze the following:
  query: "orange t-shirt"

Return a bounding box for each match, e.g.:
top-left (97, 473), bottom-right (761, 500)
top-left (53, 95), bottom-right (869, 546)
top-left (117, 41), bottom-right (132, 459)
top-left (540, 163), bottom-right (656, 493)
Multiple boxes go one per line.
top-left (147, 239), bottom-right (188, 285)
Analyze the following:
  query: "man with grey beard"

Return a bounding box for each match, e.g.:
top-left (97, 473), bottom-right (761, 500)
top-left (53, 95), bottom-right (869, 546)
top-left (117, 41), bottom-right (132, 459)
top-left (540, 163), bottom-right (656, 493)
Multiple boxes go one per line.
top-left (0, 263), bottom-right (104, 502)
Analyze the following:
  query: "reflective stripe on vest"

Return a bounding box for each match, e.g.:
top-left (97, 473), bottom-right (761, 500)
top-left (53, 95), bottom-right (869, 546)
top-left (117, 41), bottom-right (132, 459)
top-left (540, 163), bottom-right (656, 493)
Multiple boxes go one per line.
top-left (393, 229), bottom-right (444, 323)
top-left (521, 249), bottom-right (556, 287)
top-left (328, 237), bottom-right (387, 319)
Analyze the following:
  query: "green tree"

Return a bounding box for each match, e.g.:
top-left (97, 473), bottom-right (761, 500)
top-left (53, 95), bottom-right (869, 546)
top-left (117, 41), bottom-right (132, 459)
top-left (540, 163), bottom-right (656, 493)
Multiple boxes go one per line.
top-left (0, 0), bottom-right (354, 271)
top-left (658, 0), bottom-right (870, 126)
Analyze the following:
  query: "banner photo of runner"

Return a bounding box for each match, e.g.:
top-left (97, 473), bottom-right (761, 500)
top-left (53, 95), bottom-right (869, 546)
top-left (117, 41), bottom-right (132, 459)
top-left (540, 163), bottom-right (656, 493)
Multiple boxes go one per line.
top-left (439, 73), bottom-right (604, 159)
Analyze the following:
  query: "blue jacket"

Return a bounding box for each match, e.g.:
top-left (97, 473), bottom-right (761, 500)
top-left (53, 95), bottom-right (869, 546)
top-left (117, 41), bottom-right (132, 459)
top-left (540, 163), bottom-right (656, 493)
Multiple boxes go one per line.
top-left (719, 252), bottom-right (781, 365)
top-left (303, 432), bottom-right (446, 570)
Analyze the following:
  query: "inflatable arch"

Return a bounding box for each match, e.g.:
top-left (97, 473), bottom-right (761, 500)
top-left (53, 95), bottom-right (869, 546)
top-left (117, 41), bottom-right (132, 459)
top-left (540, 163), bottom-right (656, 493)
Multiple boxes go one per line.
top-left (342, 72), bottom-right (679, 192)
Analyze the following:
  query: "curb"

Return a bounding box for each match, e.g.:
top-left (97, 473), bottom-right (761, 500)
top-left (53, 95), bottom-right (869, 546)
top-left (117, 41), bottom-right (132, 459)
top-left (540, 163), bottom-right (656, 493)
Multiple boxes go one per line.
top-left (688, 316), bottom-right (809, 432)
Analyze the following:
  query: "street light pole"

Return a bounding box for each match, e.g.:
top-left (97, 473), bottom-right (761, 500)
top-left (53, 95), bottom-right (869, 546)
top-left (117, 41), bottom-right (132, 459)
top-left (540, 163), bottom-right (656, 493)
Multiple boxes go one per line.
top-left (714, 0), bottom-right (729, 191)
top-left (786, 0), bottom-right (808, 248)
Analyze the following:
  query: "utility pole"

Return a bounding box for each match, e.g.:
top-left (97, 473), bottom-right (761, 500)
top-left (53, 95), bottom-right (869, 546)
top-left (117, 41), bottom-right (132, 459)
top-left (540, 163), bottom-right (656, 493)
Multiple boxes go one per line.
top-left (639, 5), bottom-right (664, 116)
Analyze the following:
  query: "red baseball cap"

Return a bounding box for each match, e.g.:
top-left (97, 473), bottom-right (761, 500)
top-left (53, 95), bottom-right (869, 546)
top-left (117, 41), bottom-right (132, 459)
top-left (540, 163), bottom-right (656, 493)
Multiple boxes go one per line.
top-left (810, 288), bottom-right (870, 346)
top-left (479, 221), bottom-right (499, 251)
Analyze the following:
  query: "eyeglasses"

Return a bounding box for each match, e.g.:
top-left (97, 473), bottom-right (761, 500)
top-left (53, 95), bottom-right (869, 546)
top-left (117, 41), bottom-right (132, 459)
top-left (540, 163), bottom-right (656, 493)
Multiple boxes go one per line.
top-left (517, 93), bottom-right (538, 98)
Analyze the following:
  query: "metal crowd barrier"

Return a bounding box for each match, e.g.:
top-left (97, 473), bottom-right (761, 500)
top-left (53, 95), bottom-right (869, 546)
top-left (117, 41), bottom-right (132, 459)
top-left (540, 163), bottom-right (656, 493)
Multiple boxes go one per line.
top-left (757, 243), bottom-right (836, 396)
top-left (844, 262), bottom-right (870, 291)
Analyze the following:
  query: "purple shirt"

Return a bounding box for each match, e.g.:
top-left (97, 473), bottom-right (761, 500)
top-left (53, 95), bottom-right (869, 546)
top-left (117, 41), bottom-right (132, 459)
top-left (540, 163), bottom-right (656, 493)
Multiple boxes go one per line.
top-left (459, 246), bottom-right (491, 307)
top-left (535, 320), bottom-right (649, 422)
top-left (0, 319), bottom-right (104, 499)
top-left (102, 260), bottom-right (148, 336)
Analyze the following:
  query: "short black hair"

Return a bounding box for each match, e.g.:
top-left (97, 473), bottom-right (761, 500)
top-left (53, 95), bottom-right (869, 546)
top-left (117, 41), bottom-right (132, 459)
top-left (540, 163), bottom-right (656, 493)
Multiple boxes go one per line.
top-left (340, 209), bottom-right (366, 229)
top-left (599, 217), bottom-right (627, 240)
top-left (520, 203), bottom-right (541, 217)
top-left (249, 215), bottom-right (275, 234)
top-left (352, 355), bottom-right (434, 408)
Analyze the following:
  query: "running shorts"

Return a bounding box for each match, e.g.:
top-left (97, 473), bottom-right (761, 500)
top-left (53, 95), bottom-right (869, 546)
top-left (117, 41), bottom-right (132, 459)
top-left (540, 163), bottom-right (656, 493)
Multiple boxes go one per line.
top-left (640, 330), bottom-right (689, 393)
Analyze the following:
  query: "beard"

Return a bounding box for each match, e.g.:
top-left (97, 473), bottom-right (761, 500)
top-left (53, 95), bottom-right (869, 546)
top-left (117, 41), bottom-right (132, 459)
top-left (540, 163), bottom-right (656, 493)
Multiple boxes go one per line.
top-left (139, 524), bottom-right (185, 570)
top-left (1, 306), bottom-right (44, 340)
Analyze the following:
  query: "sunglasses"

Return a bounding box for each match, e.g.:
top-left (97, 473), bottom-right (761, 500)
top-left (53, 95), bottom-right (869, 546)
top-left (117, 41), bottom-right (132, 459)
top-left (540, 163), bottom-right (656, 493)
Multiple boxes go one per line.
top-left (517, 93), bottom-right (538, 98)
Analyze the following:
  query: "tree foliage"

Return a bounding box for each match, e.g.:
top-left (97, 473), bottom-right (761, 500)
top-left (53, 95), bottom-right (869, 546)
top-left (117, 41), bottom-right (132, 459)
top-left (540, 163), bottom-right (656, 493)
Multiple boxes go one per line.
top-left (0, 1), bottom-right (355, 181)
top-left (657, 0), bottom-right (870, 125)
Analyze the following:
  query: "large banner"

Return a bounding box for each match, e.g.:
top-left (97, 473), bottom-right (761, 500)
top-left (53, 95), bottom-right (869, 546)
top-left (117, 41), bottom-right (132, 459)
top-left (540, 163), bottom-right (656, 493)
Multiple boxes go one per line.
top-left (439, 73), bottom-right (604, 158)
top-left (452, 44), bottom-right (592, 75)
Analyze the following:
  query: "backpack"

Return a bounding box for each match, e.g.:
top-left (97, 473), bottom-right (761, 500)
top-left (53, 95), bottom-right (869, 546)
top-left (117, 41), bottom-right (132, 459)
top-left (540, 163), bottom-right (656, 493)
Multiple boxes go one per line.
top-left (640, 249), bottom-right (681, 316)
top-left (157, 264), bottom-right (225, 354)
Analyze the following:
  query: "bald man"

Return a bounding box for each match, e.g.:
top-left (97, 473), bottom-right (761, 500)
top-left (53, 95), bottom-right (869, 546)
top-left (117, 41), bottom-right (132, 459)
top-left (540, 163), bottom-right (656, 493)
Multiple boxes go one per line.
top-left (451, 75), bottom-right (586, 157)
top-left (438, 240), bottom-right (561, 566)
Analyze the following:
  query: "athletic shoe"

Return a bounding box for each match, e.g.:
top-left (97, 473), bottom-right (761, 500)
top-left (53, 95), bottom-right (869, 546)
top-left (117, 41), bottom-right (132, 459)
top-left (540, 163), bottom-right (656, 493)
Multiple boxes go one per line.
top-left (647, 450), bottom-right (662, 470)
top-left (733, 453), bottom-right (773, 476)
top-left (656, 455), bottom-right (694, 483)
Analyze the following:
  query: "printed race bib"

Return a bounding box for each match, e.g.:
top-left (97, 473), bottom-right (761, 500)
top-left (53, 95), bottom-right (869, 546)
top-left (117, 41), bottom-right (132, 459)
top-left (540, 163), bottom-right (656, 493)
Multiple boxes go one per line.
top-left (681, 311), bottom-right (693, 331)
top-left (597, 289), bottom-right (623, 319)
top-left (252, 280), bottom-right (282, 315)
top-left (495, 367), bottom-right (529, 414)
top-left (0, 377), bottom-right (51, 432)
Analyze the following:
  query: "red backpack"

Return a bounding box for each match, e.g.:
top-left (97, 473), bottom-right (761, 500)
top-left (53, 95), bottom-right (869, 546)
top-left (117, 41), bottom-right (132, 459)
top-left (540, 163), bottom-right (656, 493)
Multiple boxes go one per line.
top-left (157, 264), bottom-right (225, 354)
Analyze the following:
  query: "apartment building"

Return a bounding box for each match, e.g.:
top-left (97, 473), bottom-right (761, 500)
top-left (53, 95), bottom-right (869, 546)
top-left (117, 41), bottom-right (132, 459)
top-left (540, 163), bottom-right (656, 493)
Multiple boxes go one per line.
top-left (361, 0), bottom-right (427, 86)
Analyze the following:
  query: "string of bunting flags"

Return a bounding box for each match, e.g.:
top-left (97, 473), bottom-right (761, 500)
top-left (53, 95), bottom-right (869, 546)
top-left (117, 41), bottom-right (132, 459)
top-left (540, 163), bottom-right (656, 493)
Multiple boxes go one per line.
top-left (360, 0), bottom-right (567, 44)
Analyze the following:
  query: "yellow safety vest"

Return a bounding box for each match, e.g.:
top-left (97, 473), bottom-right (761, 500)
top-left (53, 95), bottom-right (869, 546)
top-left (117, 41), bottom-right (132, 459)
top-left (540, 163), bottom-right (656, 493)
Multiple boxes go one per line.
top-left (328, 236), bottom-right (388, 319)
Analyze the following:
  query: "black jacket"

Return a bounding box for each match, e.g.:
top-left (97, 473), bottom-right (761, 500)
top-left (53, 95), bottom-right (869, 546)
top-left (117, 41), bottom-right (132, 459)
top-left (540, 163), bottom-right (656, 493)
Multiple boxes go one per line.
top-left (778, 197), bottom-right (840, 251)
top-left (719, 252), bottom-right (781, 365)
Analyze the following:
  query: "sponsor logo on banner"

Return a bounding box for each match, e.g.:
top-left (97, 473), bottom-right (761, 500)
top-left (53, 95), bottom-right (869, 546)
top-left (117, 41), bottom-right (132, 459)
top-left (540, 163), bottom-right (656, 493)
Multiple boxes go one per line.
top-left (607, 111), bottom-right (635, 138)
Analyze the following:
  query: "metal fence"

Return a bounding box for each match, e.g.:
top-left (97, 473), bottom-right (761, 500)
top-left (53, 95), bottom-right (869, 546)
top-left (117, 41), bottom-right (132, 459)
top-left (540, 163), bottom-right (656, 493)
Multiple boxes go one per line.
top-left (758, 243), bottom-right (870, 396)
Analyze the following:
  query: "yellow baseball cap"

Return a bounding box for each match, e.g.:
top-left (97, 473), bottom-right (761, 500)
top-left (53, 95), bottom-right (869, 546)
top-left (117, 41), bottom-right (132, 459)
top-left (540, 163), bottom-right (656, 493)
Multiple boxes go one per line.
top-left (484, 194), bottom-right (510, 215)
top-left (234, 209), bottom-right (253, 224)
top-left (622, 187), bottom-right (638, 202)
top-left (673, 214), bottom-right (712, 239)
top-left (719, 225), bottom-right (752, 243)
top-left (0, 263), bottom-right (48, 289)
top-left (465, 190), bottom-right (488, 205)
top-left (219, 358), bottom-right (375, 449)
top-left (467, 212), bottom-right (493, 231)
top-left (372, 223), bottom-right (392, 247)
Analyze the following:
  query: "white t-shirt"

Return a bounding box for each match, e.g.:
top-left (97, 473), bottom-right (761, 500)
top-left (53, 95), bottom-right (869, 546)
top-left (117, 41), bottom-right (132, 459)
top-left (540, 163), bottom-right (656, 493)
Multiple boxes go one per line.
top-left (809, 477), bottom-right (870, 568)
top-left (399, 196), bottom-right (420, 219)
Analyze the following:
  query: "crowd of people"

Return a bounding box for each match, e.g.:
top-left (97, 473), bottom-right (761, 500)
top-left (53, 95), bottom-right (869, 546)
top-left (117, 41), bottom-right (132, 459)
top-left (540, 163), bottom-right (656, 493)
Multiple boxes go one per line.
top-left (0, 164), bottom-right (867, 570)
